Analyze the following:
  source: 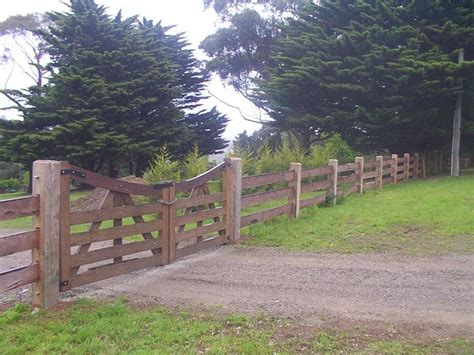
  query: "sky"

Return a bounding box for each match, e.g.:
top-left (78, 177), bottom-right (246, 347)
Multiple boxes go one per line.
top-left (0, 0), bottom-right (262, 141)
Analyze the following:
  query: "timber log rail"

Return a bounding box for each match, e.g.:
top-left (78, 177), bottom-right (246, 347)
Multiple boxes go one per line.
top-left (0, 151), bottom-right (459, 308)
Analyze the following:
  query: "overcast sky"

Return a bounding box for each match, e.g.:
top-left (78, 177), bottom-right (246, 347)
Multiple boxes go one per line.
top-left (0, 0), bottom-right (262, 141)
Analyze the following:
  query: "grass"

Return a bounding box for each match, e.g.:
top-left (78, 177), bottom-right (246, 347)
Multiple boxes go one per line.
top-left (243, 173), bottom-right (474, 255)
top-left (1, 299), bottom-right (471, 354)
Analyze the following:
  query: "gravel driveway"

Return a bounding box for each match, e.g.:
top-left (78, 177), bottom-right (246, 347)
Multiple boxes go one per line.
top-left (1, 240), bottom-right (473, 337)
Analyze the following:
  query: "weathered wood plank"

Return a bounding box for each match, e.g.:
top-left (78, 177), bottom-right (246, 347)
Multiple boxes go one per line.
top-left (300, 194), bottom-right (326, 209)
top-left (241, 171), bottom-right (294, 189)
top-left (71, 220), bottom-right (159, 245)
top-left (175, 222), bottom-right (226, 243)
top-left (364, 161), bottom-right (377, 169)
top-left (0, 230), bottom-right (39, 257)
top-left (338, 163), bottom-right (359, 173)
top-left (59, 161), bottom-right (72, 291)
top-left (224, 157), bottom-right (242, 241)
top-left (0, 263), bottom-right (39, 292)
top-left (70, 238), bottom-right (163, 267)
top-left (176, 235), bottom-right (227, 259)
top-left (0, 196), bottom-right (39, 221)
top-left (241, 188), bottom-right (291, 208)
top-left (337, 174), bottom-right (357, 184)
top-left (301, 166), bottom-right (332, 178)
top-left (364, 181), bottom-right (376, 189)
top-left (175, 207), bottom-right (225, 226)
top-left (301, 180), bottom-right (331, 193)
top-left (70, 254), bottom-right (163, 288)
top-left (240, 204), bottom-right (291, 227)
top-left (362, 171), bottom-right (378, 179)
top-left (175, 161), bottom-right (228, 192)
top-left (175, 193), bottom-right (224, 209)
top-left (382, 168), bottom-right (392, 175)
top-left (70, 202), bottom-right (162, 225)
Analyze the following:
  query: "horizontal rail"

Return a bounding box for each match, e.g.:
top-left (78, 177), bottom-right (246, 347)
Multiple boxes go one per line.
top-left (71, 220), bottom-right (159, 245)
top-left (301, 180), bottom-right (331, 193)
top-left (338, 174), bottom-right (357, 184)
top-left (338, 163), bottom-right (359, 173)
top-left (364, 161), bottom-right (377, 169)
top-left (70, 254), bottom-right (163, 288)
top-left (0, 196), bottom-right (39, 221)
top-left (176, 235), bottom-right (227, 259)
top-left (241, 188), bottom-right (291, 208)
top-left (397, 165), bottom-right (405, 172)
top-left (67, 165), bottom-right (161, 196)
top-left (242, 171), bottom-right (294, 189)
top-left (337, 184), bottom-right (358, 196)
top-left (70, 203), bottom-right (162, 225)
top-left (383, 168), bottom-right (392, 175)
top-left (301, 166), bottom-right (332, 178)
top-left (241, 204), bottom-right (290, 227)
top-left (175, 207), bottom-right (225, 226)
top-left (363, 171), bottom-right (378, 179)
top-left (175, 193), bottom-right (224, 209)
top-left (175, 161), bottom-right (228, 192)
top-left (300, 194), bottom-right (326, 209)
top-left (0, 263), bottom-right (39, 292)
top-left (0, 230), bottom-right (39, 257)
top-left (70, 238), bottom-right (163, 267)
top-left (175, 221), bottom-right (226, 243)
top-left (364, 181), bottom-right (376, 189)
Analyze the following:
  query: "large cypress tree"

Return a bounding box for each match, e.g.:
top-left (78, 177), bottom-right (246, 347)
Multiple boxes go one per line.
top-left (0, 0), bottom-right (228, 176)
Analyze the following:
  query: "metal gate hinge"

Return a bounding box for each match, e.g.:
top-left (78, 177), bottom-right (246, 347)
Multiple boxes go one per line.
top-left (60, 169), bottom-right (86, 178)
top-left (158, 199), bottom-right (177, 206)
top-left (60, 280), bottom-right (69, 287)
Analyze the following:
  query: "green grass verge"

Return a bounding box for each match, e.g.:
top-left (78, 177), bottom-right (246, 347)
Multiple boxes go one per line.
top-left (1, 299), bottom-right (471, 354)
top-left (243, 174), bottom-right (474, 255)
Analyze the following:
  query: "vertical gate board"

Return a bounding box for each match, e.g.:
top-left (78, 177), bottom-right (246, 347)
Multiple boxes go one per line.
top-left (59, 162), bottom-right (72, 291)
top-left (113, 195), bottom-right (123, 264)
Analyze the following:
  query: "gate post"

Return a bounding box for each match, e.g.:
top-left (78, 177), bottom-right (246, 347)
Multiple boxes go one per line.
top-left (404, 153), bottom-right (410, 181)
top-left (32, 160), bottom-right (63, 308)
top-left (224, 157), bottom-right (242, 242)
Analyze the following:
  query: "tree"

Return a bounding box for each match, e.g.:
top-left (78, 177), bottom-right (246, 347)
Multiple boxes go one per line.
top-left (0, 13), bottom-right (50, 111)
top-left (0, 0), bottom-right (228, 177)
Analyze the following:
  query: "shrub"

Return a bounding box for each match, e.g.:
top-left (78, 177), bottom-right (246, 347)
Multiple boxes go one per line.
top-left (0, 178), bottom-right (20, 193)
top-left (183, 145), bottom-right (209, 180)
top-left (143, 147), bottom-right (181, 184)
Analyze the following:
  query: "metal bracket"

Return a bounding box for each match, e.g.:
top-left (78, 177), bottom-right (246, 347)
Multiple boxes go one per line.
top-left (153, 180), bottom-right (175, 189)
top-left (60, 169), bottom-right (86, 178)
top-left (158, 199), bottom-right (177, 206)
top-left (60, 280), bottom-right (69, 287)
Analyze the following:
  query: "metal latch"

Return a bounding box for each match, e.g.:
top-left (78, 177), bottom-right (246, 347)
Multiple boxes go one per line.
top-left (60, 169), bottom-right (86, 178)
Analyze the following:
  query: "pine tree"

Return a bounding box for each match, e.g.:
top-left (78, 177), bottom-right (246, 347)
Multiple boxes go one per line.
top-left (0, 0), bottom-right (228, 176)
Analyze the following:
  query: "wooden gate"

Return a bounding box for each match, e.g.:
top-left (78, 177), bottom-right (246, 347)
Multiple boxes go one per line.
top-left (58, 158), bottom-right (241, 291)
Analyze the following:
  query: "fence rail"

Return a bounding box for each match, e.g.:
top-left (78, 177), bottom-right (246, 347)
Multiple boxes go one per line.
top-left (0, 150), bottom-right (464, 308)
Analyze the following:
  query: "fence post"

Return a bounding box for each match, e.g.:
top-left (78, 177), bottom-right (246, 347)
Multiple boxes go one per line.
top-left (391, 154), bottom-right (398, 184)
top-left (59, 162), bottom-right (71, 292)
top-left (224, 157), bottom-right (242, 242)
top-left (376, 156), bottom-right (383, 189)
top-left (413, 153), bottom-right (420, 178)
top-left (328, 159), bottom-right (338, 204)
top-left (404, 153), bottom-right (410, 181)
top-left (289, 162), bottom-right (302, 218)
top-left (355, 157), bottom-right (364, 194)
top-left (32, 160), bottom-right (62, 308)
top-left (161, 182), bottom-right (176, 264)
top-left (422, 153), bottom-right (426, 178)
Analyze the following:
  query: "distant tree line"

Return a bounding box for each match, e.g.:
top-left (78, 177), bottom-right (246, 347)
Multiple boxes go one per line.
top-left (0, 0), bottom-right (228, 180)
top-left (202, 0), bottom-right (474, 155)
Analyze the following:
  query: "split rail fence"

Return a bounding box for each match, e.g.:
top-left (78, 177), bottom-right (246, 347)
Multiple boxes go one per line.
top-left (0, 150), bottom-right (460, 307)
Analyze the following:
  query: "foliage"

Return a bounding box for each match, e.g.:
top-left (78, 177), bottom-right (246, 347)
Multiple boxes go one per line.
top-left (0, 0), bottom-right (228, 177)
top-left (144, 146), bottom-right (210, 184)
top-left (0, 161), bottom-right (22, 180)
top-left (143, 147), bottom-right (181, 184)
top-left (183, 145), bottom-right (210, 179)
top-left (232, 133), bottom-right (357, 174)
top-left (0, 178), bottom-right (19, 193)
top-left (0, 299), bottom-right (471, 353)
top-left (243, 174), bottom-right (474, 255)
top-left (203, 0), bottom-right (474, 153)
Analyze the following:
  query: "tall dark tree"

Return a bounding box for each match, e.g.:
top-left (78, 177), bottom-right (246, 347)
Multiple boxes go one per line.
top-left (0, 0), bottom-right (228, 177)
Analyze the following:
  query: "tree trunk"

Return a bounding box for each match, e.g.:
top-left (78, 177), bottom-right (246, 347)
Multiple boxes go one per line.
top-left (450, 48), bottom-right (464, 177)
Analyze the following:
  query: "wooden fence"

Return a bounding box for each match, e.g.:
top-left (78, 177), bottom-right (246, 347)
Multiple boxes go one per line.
top-left (0, 151), bottom-right (459, 308)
